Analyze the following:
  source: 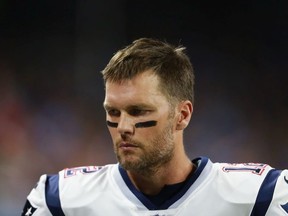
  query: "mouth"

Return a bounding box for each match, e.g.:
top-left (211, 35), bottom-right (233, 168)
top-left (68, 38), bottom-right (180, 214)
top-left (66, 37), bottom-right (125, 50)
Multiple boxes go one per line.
top-left (119, 142), bottom-right (138, 150)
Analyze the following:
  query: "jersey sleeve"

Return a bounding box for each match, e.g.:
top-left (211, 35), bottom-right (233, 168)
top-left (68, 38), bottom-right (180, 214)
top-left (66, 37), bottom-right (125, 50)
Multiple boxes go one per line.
top-left (266, 169), bottom-right (288, 215)
top-left (21, 175), bottom-right (53, 216)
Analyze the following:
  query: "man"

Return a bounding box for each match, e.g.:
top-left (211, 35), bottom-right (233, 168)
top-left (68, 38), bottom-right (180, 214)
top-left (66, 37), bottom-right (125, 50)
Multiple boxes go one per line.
top-left (22, 38), bottom-right (288, 215)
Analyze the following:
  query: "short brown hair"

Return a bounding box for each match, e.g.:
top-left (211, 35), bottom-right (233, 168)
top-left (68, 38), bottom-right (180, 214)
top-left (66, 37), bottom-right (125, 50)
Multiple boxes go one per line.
top-left (101, 38), bottom-right (195, 104)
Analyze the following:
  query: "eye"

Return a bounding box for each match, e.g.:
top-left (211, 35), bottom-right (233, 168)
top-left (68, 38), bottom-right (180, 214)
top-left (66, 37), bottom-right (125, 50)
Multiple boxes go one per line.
top-left (128, 108), bottom-right (148, 116)
top-left (107, 109), bottom-right (120, 117)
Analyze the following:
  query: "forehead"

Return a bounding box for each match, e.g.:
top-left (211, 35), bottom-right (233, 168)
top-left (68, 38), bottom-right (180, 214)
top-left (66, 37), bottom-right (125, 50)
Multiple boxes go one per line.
top-left (104, 71), bottom-right (167, 108)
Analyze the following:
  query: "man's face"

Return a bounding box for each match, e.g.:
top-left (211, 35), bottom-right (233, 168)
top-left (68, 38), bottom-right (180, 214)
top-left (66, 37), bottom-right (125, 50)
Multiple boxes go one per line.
top-left (103, 71), bottom-right (177, 172)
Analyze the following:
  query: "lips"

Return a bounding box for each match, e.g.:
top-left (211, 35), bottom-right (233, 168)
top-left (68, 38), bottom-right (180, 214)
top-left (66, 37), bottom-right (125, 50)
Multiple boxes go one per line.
top-left (119, 142), bottom-right (138, 148)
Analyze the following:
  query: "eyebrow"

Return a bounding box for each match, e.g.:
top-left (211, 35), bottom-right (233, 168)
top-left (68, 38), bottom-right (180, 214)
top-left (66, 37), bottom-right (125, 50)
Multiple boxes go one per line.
top-left (103, 103), bottom-right (113, 110)
top-left (103, 103), bottom-right (154, 111)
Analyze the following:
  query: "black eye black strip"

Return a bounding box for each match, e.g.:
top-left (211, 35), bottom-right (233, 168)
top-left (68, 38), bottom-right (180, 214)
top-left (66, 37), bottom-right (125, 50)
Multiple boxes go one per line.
top-left (106, 120), bottom-right (157, 128)
top-left (106, 121), bottom-right (118, 128)
top-left (135, 120), bottom-right (157, 128)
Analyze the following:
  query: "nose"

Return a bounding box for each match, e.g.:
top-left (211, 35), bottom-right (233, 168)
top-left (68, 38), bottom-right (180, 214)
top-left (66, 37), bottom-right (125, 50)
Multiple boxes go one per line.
top-left (117, 114), bottom-right (135, 135)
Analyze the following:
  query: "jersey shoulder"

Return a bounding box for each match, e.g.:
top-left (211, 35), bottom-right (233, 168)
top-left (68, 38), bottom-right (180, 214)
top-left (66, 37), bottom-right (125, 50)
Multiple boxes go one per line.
top-left (57, 163), bottom-right (117, 192)
top-left (210, 161), bottom-right (274, 201)
top-left (211, 160), bottom-right (288, 215)
top-left (213, 161), bottom-right (273, 181)
top-left (22, 163), bottom-right (118, 216)
top-left (266, 169), bottom-right (288, 215)
top-left (60, 164), bottom-right (112, 179)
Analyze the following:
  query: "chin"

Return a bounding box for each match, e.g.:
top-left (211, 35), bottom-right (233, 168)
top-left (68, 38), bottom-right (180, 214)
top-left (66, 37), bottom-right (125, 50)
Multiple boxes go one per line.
top-left (119, 156), bottom-right (145, 171)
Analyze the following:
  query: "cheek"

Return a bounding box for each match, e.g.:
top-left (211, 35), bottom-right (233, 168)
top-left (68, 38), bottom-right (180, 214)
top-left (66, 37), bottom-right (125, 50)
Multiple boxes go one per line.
top-left (137, 126), bottom-right (163, 140)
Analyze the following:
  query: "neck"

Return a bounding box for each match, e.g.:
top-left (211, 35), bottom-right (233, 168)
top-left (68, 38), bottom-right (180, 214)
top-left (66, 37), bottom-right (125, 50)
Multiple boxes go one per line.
top-left (127, 153), bottom-right (194, 195)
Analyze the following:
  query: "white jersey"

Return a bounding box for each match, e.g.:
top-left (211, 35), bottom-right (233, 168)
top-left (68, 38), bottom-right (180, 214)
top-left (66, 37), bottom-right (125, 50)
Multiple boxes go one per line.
top-left (22, 157), bottom-right (288, 216)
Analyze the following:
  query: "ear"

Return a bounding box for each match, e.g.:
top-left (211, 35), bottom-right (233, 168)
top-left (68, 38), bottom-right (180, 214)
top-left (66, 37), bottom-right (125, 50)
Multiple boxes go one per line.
top-left (176, 100), bottom-right (193, 130)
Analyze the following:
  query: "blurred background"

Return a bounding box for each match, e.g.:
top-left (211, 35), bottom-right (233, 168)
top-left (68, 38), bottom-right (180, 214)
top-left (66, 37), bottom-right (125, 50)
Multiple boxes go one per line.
top-left (0, 0), bottom-right (287, 215)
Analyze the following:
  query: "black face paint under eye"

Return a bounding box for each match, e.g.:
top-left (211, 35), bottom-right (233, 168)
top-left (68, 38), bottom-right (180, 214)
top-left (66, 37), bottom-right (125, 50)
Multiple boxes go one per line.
top-left (135, 120), bottom-right (157, 128)
top-left (106, 120), bottom-right (157, 128)
top-left (106, 121), bottom-right (118, 128)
